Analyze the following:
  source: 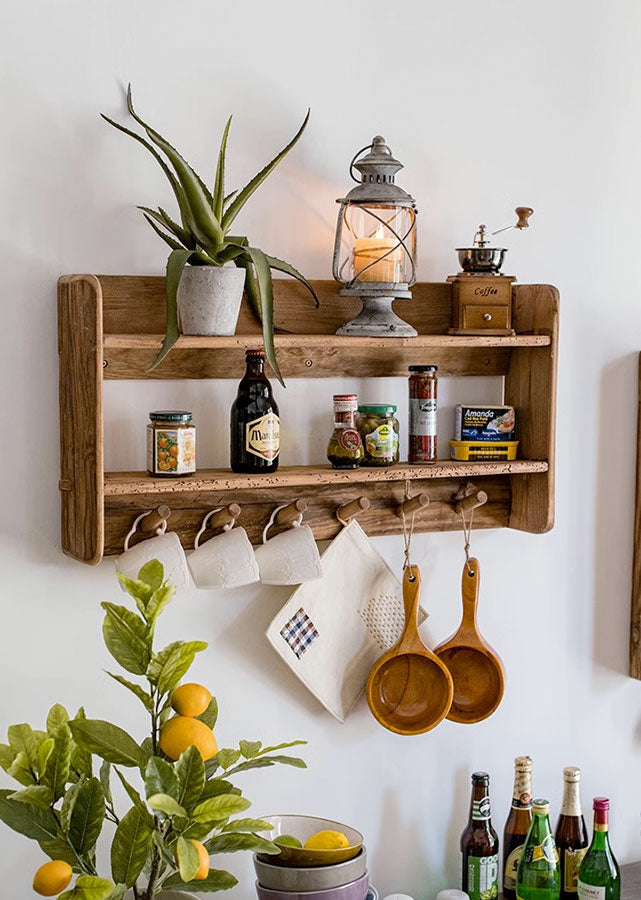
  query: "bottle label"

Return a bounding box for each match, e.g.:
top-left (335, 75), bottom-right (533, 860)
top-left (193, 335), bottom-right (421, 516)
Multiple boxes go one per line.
top-left (147, 426), bottom-right (196, 475)
top-left (245, 412), bottom-right (280, 460)
top-left (503, 844), bottom-right (525, 890)
top-left (564, 848), bottom-right (588, 892)
top-left (523, 833), bottom-right (558, 865)
top-left (338, 428), bottom-right (362, 451)
top-left (364, 424), bottom-right (398, 459)
top-left (472, 797), bottom-right (492, 821)
top-left (466, 853), bottom-right (499, 900)
top-left (577, 882), bottom-right (606, 900)
top-left (512, 765), bottom-right (532, 807)
top-left (409, 398), bottom-right (437, 436)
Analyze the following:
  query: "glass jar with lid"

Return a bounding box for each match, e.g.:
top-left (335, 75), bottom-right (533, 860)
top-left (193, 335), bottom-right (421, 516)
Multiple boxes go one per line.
top-left (357, 404), bottom-right (400, 467)
top-left (327, 394), bottom-right (363, 469)
top-left (147, 410), bottom-right (196, 476)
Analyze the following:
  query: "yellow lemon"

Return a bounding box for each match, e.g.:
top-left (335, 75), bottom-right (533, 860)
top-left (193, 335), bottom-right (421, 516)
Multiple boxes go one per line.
top-left (33, 860), bottom-right (73, 896)
top-left (159, 716), bottom-right (217, 761)
top-left (175, 839), bottom-right (210, 881)
top-left (171, 683), bottom-right (212, 718)
top-left (304, 830), bottom-right (350, 851)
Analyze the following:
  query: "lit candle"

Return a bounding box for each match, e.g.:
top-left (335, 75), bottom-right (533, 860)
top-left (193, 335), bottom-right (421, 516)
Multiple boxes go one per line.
top-left (353, 226), bottom-right (402, 283)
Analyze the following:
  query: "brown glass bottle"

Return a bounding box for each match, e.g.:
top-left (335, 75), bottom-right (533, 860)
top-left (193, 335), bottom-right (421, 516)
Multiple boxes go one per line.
top-left (230, 349), bottom-right (280, 474)
top-left (503, 756), bottom-right (533, 900)
top-left (461, 772), bottom-right (500, 900)
top-left (555, 767), bottom-right (588, 899)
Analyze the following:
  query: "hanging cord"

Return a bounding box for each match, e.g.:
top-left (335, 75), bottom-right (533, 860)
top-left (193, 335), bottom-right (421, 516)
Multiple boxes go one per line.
top-left (401, 479), bottom-right (416, 575)
top-left (460, 507), bottom-right (475, 575)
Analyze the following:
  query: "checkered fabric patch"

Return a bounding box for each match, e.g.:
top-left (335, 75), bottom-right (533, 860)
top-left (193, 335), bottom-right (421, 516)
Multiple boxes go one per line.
top-left (280, 607), bottom-right (319, 659)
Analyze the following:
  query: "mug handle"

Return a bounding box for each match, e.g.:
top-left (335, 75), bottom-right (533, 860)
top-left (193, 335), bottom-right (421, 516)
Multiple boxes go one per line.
top-left (123, 510), bottom-right (168, 552)
top-left (194, 507), bottom-right (237, 550)
top-left (262, 504), bottom-right (303, 544)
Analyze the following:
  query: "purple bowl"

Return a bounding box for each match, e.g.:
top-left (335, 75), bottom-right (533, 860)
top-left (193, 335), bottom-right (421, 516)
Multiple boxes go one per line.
top-left (256, 872), bottom-right (370, 900)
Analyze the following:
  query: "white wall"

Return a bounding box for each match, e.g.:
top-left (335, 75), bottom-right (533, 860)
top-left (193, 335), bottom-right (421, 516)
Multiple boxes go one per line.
top-left (1, 0), bottom-right (640, 895)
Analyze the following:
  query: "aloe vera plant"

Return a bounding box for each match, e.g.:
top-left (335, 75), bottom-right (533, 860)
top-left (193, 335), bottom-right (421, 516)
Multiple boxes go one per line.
top-left (102, 86), bottom-right (318, 384)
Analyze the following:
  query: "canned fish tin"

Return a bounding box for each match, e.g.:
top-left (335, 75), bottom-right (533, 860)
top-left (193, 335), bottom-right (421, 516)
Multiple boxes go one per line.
top-left (357, 404), bottom-right (400, 467)
top-left (454, 405), bottom-right (516, 442)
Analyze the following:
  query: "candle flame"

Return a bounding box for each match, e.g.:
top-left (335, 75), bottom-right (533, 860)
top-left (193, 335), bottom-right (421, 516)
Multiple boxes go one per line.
top-left (375, 225), bottom-right (384, 239)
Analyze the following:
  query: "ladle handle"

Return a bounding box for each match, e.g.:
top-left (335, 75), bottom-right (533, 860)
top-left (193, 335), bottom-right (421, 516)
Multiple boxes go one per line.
top-left (401, 565), bottom-right (422, 647)
top-left (461, 557), bottom-right (481, 632)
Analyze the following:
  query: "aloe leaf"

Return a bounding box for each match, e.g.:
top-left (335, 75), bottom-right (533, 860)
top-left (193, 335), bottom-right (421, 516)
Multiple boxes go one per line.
top-left (213, 116), bottom-right (232, 220)
top-left (240, 247), bottom-right (283, 386)
top-left (138, 207), bottom-right (194, 249)
top-left (142, 214), bottom-right (183, 251)
top-left (222, 109), bottom-right (310, 231)
top-left (234, 256), bottom-right (262, 322)
top-left (265, 254), bottom-right (319, 307)
top-left (223, 189), bottom-right (238, 209)
top-left (126, 86), bottom-right (223, 253)
top-left (150, 248), bottom-right (192, 371)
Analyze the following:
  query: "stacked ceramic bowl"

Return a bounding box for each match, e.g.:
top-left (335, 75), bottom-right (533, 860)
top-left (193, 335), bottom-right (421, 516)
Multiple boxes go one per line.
top-left (254, 816), bottom-right (375, 900)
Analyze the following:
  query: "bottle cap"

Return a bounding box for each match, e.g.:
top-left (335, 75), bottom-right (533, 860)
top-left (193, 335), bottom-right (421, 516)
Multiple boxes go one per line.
top-left (149, 410), bottom-right (193, 422)
top-left (409, 365), bottom-right (438, 372)
top-left (334, 394), bottom-right (358, 401)
top-left (515, 756), bottom-right (532, 769)
top-left (471, 771), bottom-right (489, 783)
top-left (246, 348), bottom-right (265, 357)
top-left (435, 892), bottom-right (469, 900)
top-left (593, 797), bottom-right (610, 811)
top-left (563, 766), bottom-right (581, 782)
top-left (358, 404), bottom-right (397, 415)
top-left (532, 799), bottom-right (550, 815)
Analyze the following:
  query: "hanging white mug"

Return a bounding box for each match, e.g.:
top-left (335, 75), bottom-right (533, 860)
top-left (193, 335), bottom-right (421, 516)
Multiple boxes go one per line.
top-left (187, 508), bottom-right (259, 590)
top-left (254, 504), bottom-right (322, 585)
top-left (115, 511), bottom-right (191, 590)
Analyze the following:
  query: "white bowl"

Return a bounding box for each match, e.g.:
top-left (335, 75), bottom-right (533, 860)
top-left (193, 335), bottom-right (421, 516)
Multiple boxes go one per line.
top-left (254, 849), bottom-right (367, 891)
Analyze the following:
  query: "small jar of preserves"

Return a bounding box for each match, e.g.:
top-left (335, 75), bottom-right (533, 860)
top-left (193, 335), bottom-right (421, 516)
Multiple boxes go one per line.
top-left (357, 404), bottom-right (400, 467)
top-left (327, 394), bottom-right (363, 469)
top-left (147, 411), bottom-right (196, 476)
top-left (408, 365), bottom-right (438, 464)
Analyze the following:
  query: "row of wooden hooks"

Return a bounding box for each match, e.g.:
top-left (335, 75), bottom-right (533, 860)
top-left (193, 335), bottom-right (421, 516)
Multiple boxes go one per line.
top-left (133, 485), bottom-right (489, 538)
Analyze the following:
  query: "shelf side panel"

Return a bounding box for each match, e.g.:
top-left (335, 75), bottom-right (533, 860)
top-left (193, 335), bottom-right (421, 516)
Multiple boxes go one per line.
top-left (630, 353), bottom-right (641, 679)
top-left (505, 284), bottom-right (559, 533)
top-left (58, 276), bottom-right (104, 564)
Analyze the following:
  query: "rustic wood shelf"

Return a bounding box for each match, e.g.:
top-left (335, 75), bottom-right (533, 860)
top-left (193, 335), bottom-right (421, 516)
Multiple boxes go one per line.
top-left (58, 275), bottom-right (559, 564)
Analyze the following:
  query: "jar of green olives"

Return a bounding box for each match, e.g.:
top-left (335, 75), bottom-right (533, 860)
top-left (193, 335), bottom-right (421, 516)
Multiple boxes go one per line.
top-left (327, 394), bottom-right (363, 469)
top-left (357, 404), bottom-right (400, 467)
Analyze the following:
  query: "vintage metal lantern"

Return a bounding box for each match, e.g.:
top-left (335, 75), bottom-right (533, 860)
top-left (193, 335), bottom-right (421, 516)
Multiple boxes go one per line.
top-left (332, 135), bottom-right (418, 337)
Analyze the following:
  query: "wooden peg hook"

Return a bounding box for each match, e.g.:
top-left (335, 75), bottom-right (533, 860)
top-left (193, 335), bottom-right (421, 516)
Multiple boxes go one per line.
top-left (454, 490), bottom-right (488, 515)
top-left (275, 499), bottom-right (308, 527)
top-left (396, 492), bottom-right (430, 519)
top-left (207, 503), bottom-right (241, 532)
top-left (337, 496), bottom-right (370, 523)
top-left (141, 505), bottom-right (171, 533)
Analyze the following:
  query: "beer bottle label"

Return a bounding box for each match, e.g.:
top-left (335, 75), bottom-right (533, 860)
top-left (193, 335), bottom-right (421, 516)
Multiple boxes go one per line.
top-left (563, 849), bottom-right (587, 891)
top-left (503, 844), bottom-right (525, 890)
top-left (577, 883), bottom-right (606, 900)
top-left (466, 853), bottom-right (499, 900)
top-left (245, 411), bottom-right (280, 460)
top-left (472, 797), bottom-right (492, 821)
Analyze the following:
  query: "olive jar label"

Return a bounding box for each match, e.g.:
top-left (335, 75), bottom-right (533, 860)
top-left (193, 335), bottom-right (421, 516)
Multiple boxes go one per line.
top-left (245, 411), bottom-right (280, 461)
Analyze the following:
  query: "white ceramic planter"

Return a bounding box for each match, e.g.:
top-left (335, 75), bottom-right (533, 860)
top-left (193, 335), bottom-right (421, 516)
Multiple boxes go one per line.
top-left (177, 265), bottom-right (245, 336)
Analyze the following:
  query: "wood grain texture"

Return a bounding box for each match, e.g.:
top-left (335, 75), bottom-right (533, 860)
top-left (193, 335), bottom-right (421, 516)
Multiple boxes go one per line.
top-left (58, 276), bottom-right (104, 564)
top-left (630, 353), bottom-right (641, 679)
top-left (505, 284), bottom-right (559, 533)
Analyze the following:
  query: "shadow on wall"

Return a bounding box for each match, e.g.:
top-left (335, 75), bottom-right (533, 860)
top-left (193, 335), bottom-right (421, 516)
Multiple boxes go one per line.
top-left (370, 787), bottom-right (429, 898)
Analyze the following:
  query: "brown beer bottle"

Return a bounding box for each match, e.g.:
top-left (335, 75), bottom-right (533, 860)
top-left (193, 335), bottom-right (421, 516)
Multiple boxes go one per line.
top-left (461, 772), bottom-right (500, 900)
top-left (503, 755), bottom-right (533, 900)
top-left (230, 349), bottom-right (280, 474)
top-left (555, 767), bottom-right (588, 898)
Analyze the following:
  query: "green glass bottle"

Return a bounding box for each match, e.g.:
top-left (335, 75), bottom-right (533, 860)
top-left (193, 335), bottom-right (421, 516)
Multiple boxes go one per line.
top-left (577, 798), bottom-right (620, 900)
top-left (516, 799), bottom-right (560, 900)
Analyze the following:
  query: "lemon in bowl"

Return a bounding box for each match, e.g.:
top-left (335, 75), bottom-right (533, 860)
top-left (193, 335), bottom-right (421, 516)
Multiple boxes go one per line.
top-left (258, 815), bottom-right (363, 867)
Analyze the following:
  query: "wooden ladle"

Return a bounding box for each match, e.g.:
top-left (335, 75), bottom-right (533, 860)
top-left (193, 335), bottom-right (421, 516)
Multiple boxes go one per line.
top-left (366, 566), bottom-right (454, 735)
top-left (434, 558), bottom-right (505, 724)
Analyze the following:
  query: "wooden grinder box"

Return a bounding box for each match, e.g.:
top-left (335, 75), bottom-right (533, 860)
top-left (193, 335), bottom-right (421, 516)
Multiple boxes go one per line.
top-left (448, 273), bottom-right (516, 336)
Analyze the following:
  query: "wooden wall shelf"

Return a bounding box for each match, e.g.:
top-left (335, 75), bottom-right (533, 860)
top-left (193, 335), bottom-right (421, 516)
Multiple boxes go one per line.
top-left (58, 275), bottom-right (559, 565)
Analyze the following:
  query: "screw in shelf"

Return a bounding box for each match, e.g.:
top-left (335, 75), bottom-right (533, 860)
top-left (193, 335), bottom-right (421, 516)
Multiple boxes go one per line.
top-left (305, 359), bottom-right (313, 368)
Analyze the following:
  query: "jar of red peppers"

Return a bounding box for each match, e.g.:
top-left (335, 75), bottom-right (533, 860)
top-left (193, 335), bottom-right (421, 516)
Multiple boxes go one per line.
top-left (408, 365), bottom-right (438, 463)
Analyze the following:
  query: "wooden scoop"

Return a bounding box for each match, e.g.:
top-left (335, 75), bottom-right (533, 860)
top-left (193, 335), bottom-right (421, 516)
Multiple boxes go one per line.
top-left (434, 558), bottom-right (505, 724)
top-left (366, 566), bottom-right (454, 735)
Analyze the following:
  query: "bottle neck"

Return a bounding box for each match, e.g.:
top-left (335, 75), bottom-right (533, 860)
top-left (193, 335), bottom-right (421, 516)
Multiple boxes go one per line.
top-left (245, 357), bottom-right (265, 378)
top-left (561, 780), bottom-right (582, 817)
top-left (512, 763), bottom-right (532, 808)
top-left (469, 782), bottom-right (492, 828)
top-left (592, 810), bottom-right (609, 850)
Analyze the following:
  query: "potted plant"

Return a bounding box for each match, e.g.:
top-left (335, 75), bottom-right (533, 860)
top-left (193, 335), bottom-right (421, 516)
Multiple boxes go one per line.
top-left (0, 562), bottom-right (306, 898)
top-left (103, 86), bottom-right (319, 384)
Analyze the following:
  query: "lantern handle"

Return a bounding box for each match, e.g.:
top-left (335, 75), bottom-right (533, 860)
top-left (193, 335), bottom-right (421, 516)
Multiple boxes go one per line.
top-left (349, 144), bottom-right (373, 183)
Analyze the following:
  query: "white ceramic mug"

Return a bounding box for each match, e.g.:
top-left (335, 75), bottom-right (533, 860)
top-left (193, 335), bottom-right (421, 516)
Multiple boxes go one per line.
top-left (116, 511), bottom-right (191, 590)
top-left (187, 508), bottom-right (259, 590)
top-left (254, 504), bottom-right (322, 585)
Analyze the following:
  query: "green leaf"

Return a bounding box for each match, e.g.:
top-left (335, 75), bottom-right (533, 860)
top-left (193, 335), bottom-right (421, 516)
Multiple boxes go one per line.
top-left (0, 743), bottom-right (16, 771)
top-left (196, 698), bottom-right (218, 730)
top-left (47, 704), bottom-right (70, 736)
top-left (68, 777), bottom-right (104, 854)
top-left (7, 750), bottom-right (36, 786)
top-left (142, 213), bottom-right (184, 251)
top-left (199, 778), bottom-right (240, 801)
top-left (0, 788), bottom-right (58, 841)
top-left (8, 724), bottom-right (39, 771)
top-left (138, 559), bottom-right (164, 591)
top-left (61, 778), bottom-right (85, 831)
top-left (222, 109), bottom-right (310, 231)
top-left (101, 603), bottom-right (152, 676)
top-left (162, 869), bottom-right (237, 892)
top-left (239, 740), bottom-right (262, 759)
top-left (227, 755), bottom-right (306, 775)
top-left (38, 739), bottom-right (55, 779)
top-left (147, 792), bottom-right (187, 817)
top-left (110, 806), bottom-right (154, 887)
top-left (265, 253), bottom-right (319, 307)
top-left (205, 831), bottom-right (280, 855)
top-left (145, 757), bottom-right (179, 800)
top-left (138, 206), bottom-right (195, 251)
top-left (9, 785), bottom-right (54, 809)
top-left (239, 247), bottom-right (283, 386)
top-left (113, 768), bottom-right (146, 814)
top-left (114, 573), bottom-right (153, 617)
top-left (220, 817), bottom-right (274, 833)
top-left (43, 723), bottom-right (71, 799)
top-left (39, 835), bottom-right (78, 868)
top-left (216, 748), bottom-right (240, 770)
top-left (151, 640), bottom-right (208, 695)
top-left (258, 739), bottom-right (307, 755)
top-left (213, 115), bottom-right (232, 220)
top-left (106, 673), bottom-right (154, 713)
top-left (144, 582), bottom-right (175, 626)
top-left (73, 875), bottom-right (115, 900)
top-left (191, 793), bottom-right (250, 824)
top-left (176, 835), bottom-right (201, 882)
top-left (175, 746), bottom-right (205, 811)
top-left (149, 248), bottom-right (192, 370)
top-left (234, 254), bottom-right (262, 322)
top-left (99, 761), bottom-right (112, 804)
top-left (69, 719), bottom-right (144, 768)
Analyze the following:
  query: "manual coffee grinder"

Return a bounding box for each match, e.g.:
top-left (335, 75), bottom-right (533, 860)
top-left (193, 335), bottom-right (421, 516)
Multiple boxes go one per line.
top-left (448, 206), bottom-right (533, 336)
